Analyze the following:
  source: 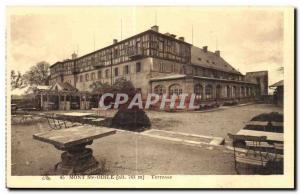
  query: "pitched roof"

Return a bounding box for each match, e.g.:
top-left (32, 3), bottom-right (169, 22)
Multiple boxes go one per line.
top-left (36, 85), bottom-right (51, 90)
top-left (51, 82), bottom-right (78, 92)
top-left (191, 46), bottom-right (242, 75)
top-left (270, 80), bottom-right (283, 87)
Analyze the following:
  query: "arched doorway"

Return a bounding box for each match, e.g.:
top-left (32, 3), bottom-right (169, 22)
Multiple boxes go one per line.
top-left (205, 85), bottom-right (213, 100)
top-left (232, 86), bottom-right (237, 98)
top-left (194, 84), bottom-right (203, 100)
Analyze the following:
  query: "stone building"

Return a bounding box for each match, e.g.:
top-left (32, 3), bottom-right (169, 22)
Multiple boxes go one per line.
top-left (49, 25), bottom-right (267, 110)
top-left (245, 71), bottom-right (269, 95)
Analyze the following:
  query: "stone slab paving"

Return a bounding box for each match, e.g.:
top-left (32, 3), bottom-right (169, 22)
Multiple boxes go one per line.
top-left (141, 129), bottom-right (225, 147)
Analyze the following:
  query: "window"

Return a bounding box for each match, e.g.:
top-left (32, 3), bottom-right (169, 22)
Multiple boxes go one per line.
top-left (232, 86), bottom-right (237, 97)
top-left (114, 67), bottom-right (119, 77)
top-left (172, 64), bottom-right (176, 72)
top-left (91, 72), bottom-right (95, 80)
top-left (246, 87), bottom-right (250, 96)
top-left (241, 86), bottom-right (245, 97)
top-left (159, 40), bottom-right (164, 51)
top-left (169, 84), bottom-right (182, 96)
top-left (159, 62), bottom-right (164, 72)
top-left (205, 85), bottom-right (213, 99)
top-left (154, 85), bottom-right (166, 95)
top-left (124, 65), bottom-right (129, 74)
top-left (194, 84), bottom-right (203, 99)
top-left (80, 75), bottom-right (83, 82)
top-left (114, 49), bottom-right (119, 57)
top-left (97, 71), bottom-right (102, 79)
top-left (105, 69), bottom-right (109, 78)
top-left (85, 74), bottom-right (89, 81)
top-left (136, 62), bottom-right (141, 73)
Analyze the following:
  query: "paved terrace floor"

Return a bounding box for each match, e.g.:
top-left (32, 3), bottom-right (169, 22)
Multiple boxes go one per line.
top-left (147, 104), bottom-right (283, 140)
top-left (10, 103), bottom-right (283, 175)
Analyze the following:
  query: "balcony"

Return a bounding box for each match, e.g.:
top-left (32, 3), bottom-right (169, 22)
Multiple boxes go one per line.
top-left (128, 48), bottom-right (144, 60)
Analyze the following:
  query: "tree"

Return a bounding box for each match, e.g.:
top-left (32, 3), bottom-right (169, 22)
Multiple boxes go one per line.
top-left (90, 78), bottom-right (136, 96)
top-left (23, 61), bottom-right (50, 86)
top-left (89, 81), bottom-right (111, 94)
top-left (111, 78), bottom-right (136, 98)
top-left (11, 70), bottom-right (25, 90)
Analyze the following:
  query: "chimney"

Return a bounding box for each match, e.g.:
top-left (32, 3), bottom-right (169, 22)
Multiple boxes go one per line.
top-left (113, 39), bottom-right (118, 44)
top-left (203, 46), bottom-right (208, 52)
top-left (164, 32), bottom-right (171, 36)
top-left (215, 50), bottom-right (220, 57)
top-left (151, 25), bottom-right (159, 32)
top-left (178, 37), bottom-right (185, 41)
top-left (71, 52), bottom-right (77, 59)
top-left (170, 34), bottom-right (176, 38)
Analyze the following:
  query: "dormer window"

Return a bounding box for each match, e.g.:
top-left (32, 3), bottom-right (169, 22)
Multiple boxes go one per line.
top-left (207, 60), bottom-right (209, 63)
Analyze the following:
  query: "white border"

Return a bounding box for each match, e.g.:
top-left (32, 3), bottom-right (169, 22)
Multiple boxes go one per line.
top-left (1, 0), bottom-right (299, 193)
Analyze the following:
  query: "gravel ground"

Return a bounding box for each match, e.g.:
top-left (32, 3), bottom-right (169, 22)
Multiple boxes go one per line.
top-left (146, 104), bottom-right (283, 139)
top-left (11, 119), bottom-right (236, 175)
top-left (10, 103), bottom-right (282, 175)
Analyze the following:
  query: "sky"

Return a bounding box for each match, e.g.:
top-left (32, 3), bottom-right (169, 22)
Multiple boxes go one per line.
top-left (7, 6), bottom-right (285, 86)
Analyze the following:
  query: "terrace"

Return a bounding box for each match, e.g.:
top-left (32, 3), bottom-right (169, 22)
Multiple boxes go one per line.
top-left (11, 103), bottom-right (283, 175)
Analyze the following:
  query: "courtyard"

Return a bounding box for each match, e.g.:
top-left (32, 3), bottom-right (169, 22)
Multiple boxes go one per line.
top-left (10, 103), bottom-right (283, 175)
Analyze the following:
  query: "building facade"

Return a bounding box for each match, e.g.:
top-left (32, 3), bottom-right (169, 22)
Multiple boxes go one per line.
top-left (49, 25), bottom-right (267, 110)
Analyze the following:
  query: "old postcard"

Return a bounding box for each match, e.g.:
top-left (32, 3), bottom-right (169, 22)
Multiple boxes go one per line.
top-left (6, 6), bottom-right (295, 188)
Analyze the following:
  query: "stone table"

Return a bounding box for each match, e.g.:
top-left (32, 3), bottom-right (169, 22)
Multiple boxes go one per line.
top-left (33, 126), bottom-right (116, 175)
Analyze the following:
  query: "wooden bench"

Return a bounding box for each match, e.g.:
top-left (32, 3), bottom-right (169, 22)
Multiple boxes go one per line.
top-left (228, 133), bottom-right (275, 174)
top-left (45, 113), bottom-right (81, 130)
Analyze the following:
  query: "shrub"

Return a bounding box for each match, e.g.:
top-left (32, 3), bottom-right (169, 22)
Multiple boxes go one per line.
top-left (223, 101), bottom-right (238, 106)
top-left (111, 107), bottom-right (151, 132)
top-left (250, 112), bottom-right (283, 122)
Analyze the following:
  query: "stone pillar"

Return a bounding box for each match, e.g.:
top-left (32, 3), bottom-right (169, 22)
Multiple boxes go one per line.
top-left (46, 94), bottom-right (49, 110)
top-left (202, 84), bottom-right (206, 100)
top-left (58, 95), bottom-right (61, 110)
top-left (40, 94), bottom-right (44, 110)
top-left (64, 95), bottom-right (67, 110)
top-left (221, 85), bottom-right (225, 98)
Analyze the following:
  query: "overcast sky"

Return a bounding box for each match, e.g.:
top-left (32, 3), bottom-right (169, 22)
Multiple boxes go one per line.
top-left (7, 6), bottom-right (284, 86)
